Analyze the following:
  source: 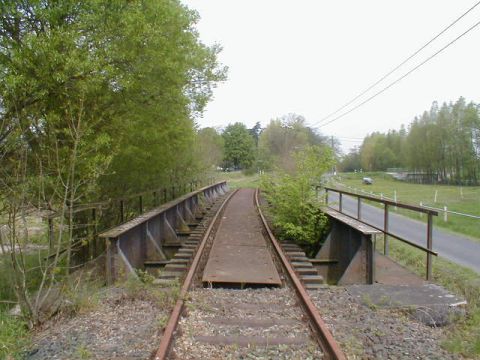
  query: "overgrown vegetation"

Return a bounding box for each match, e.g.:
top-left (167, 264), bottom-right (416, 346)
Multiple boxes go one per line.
top-left (377, 237), bottom-right (480, 357)
top-left (0, 0), bottom-right (225, 333)
top-left (262, 145), bottom-right (333, 255)
top-left (0, 310), bottom-right (29, 359)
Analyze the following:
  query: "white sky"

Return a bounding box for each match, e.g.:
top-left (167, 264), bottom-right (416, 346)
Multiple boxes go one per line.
top-left (182, 0), bottom-right (480, 152)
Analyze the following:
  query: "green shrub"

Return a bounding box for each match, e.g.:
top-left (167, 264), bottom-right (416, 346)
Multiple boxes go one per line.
top-left (261, 145), bottom-right (333, 255)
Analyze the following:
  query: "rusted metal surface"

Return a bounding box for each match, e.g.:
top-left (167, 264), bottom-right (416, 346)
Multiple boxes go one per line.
top-left (98, 181), bottom-right (227, 284)
top-left (318, 206), bottom-right (379, 284)
top-left (255, 189), bottom-right (346, 360)
top-left (202, 188), bottom-right (281, 286)
top-left (325, 186), bottom-right (439, 215)
top-left (154, 189), bottom-right (237, 360)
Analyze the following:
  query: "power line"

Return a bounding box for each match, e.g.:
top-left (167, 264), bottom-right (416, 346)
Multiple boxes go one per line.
top-left (317, 18), bottom-right (480, 129)
top-left (313, 1), bottom-right (480, 127)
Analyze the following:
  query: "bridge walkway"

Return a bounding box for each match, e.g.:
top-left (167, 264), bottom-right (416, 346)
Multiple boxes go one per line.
top-left (202, 188), bottom-right (282, 286)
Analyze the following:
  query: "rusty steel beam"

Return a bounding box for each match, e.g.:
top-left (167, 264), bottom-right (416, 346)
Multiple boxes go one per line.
top-left (325, 187), bottom-right (439, 215)
top-left (255, 189), bottom-right (346, 360)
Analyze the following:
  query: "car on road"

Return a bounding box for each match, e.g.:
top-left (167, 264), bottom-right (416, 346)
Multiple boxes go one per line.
top-left (362, 177), bottom-right (373, 185)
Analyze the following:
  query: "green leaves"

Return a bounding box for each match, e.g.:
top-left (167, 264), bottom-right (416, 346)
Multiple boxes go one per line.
top-left (222, 122), bottom-right (256, 169)
top-left (261, 145), bottom-right (333, 251)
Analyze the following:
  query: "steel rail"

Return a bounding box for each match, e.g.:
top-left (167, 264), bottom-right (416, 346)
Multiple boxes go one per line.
top-left (153, 189), bottom-right (238, 360)
top-left (254, 189), bottom-right (346, 360)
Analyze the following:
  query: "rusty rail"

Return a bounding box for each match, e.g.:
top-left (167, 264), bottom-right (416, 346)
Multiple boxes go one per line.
top-left (324, 187), bottom-right (438, 280)
top-left (255, 189), bottom-right (346, 360)
top-left (153, 189), bottom-right (238, 360)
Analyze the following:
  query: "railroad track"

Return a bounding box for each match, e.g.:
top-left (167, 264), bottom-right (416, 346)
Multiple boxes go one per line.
top-left (153, 188), bottom-right (345, 360)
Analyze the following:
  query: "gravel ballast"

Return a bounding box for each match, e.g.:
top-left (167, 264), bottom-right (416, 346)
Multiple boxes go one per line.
top-left (27, 287), bottom-right (169, 360)
top-left (171, 287), bottom-right (323, 359)
top-left (309, 286), bottom-right (456, 359)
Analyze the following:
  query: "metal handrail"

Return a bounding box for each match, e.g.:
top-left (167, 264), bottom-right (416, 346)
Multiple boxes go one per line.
top-left (324, 186), bottom-right (438, 280)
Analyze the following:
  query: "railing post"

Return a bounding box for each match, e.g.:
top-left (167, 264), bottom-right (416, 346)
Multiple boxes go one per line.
top-left (357, 197), bottom-right (362, 220)
top-left (120, 200), bottom-right (125, 223)
top-left (384, 203), bottom-right (389, 255)
top-left (339, 192), bottom-right (343, 213)
top-left (91, 208), bottom-right (97, 259)
top-left (48, 217), bottom-right (54, 251)
top-left (427, 213), bottom-right (433, 281)
top-left (139, 195), bottom-right (143, 214)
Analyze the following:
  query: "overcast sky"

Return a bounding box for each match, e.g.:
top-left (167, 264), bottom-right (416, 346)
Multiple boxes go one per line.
top-left (182, 0), bottom-right (480, 152)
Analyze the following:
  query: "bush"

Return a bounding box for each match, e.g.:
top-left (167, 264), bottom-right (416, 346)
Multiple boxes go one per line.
top-left (261, 145), bottom-right (333, 255)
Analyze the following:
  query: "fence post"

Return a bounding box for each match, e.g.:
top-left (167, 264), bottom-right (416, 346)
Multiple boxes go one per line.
top-left (443, 206), bottom-right (448, 222)
top-left (339, 193), bottom-right (343, 212)
top-left (139, 195), bottom-right (143, 214)
top-left (163, 188), bottom-right (167, 203)
top-left (120, 200), bottom-right (125, 223)
top-left (384, 204), bottom-right (389, 256)
top-left (48, 218), bottom-right (54, 251)
top-left (325, 189), bottom-right (329, 205)
top-left (153, 191), bottom-right (158, 207)
top-left (91, 208), bottom-right (97, 259)
top-left (171, 185), bottom-right (175, 199)
top-left (357, 197), bottom-right (362, 220)
top-left (426, 213), bottom-right (433, 281)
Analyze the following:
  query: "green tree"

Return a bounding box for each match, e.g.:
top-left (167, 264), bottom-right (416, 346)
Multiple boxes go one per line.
top-left (195, 127), bottom-right (224, 171)
top-left (222, 122), bottom-right (256, 169)
top-left (258, 113), bottom-right (327, 172)
top-left (0, 0), bottom-right (226, 325)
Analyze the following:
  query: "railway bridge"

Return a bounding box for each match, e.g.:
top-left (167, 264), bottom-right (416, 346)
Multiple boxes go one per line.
top-left (94, 181), bottom-right (464, 359)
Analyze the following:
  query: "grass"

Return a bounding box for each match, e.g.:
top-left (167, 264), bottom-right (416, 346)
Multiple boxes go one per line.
top-left (214, 170), bottom-right (260, 189)
top-left (333, 172), bottom-right (480, 241)
top-left (0, 250), bottom-right (49, 359)
top-left (376, 236), bottom-right (480, 358)
top-left (0, 310), bottom-right (30, 359)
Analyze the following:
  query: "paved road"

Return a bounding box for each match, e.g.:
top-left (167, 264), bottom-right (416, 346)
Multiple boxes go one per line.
top-left (327, 192), bottom-right (480, 274)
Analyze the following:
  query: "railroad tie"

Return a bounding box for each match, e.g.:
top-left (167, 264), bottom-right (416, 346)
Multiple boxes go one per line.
top-left (281, 242), bottom-right (325, 290)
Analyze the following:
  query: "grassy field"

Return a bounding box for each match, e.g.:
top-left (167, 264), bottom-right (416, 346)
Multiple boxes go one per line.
top-left (375, 236), bottom-right (480, 357)
top-left (333, 172), bottom-right (480, 241)
top-left (214, 170), bottom-right (261, 189)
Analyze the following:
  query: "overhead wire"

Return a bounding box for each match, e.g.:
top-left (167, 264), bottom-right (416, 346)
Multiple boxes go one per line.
top-left (317, 18), bottom-right (480, 129)
top-left (312, 1), bottom-right (480, 127)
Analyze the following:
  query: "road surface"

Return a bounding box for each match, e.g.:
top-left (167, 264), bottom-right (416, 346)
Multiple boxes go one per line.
top-left (327, 192), bottom-right (480, 274)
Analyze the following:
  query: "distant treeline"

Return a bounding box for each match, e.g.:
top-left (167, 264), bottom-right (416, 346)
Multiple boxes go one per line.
top-left (340, 97), bottom-right (480, 185)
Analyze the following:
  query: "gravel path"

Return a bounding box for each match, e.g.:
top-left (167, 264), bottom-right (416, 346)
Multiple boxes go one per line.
top-left (27, 286), bottom-right (170, 360)
top-left (171, 288), bottom-right (323, 359)
top-left (309, 286), bottom-right (457, 359)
